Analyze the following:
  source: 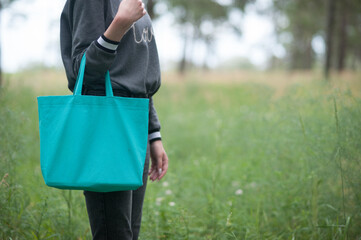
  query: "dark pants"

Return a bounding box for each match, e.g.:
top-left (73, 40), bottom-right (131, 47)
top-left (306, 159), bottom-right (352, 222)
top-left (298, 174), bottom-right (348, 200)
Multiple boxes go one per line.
top-left (84, 144), bottom-right (150, 240)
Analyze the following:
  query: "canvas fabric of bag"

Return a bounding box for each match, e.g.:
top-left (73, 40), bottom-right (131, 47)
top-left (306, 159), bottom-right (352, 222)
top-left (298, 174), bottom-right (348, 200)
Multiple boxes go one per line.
top-left (37, 53), bottom-right (149, 192)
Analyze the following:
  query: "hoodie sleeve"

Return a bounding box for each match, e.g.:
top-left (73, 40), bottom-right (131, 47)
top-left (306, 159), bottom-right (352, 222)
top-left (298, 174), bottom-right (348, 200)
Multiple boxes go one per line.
top-left (61, 0), bottom-right (119, 91)
top-left (148, 97), bottom-right (162, 143)
top-left (61, 0), bottom-right (162, 142)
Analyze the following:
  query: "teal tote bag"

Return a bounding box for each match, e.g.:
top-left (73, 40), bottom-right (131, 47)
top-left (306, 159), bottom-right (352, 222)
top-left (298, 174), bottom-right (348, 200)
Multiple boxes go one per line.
top-left (37, 53), bottom-right (149, 192)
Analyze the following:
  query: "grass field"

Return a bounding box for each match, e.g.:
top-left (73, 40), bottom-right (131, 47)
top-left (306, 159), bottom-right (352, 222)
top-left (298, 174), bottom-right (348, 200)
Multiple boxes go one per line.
top-left (0, 70), bottom-right (360, 239)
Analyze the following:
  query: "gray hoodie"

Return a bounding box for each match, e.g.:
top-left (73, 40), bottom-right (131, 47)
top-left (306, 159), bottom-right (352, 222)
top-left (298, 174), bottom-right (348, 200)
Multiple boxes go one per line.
top-left (60, 0), bottom-right (161, 142)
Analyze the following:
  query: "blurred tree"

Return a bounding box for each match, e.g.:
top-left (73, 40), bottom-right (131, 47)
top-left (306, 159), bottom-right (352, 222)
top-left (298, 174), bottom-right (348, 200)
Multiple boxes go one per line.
top-left (336, 0), bottom-right (361, 72)
top-left (0, 0), bottom-right (19, 87)
top-left (164, 0), bottom-right (227, 73)
top-left (325, 0), bottom-right (361, 77)
top-left (0, 0), bottom-right (16, 9)
top-left (162, 0), bottom-right (253, 73)
top-left (336, 0), bottom-right (347, 72)
top-left (272, 0), bottom-right (325, 70)
top-left (325, 0), bottom-right (336, 78)
top-left (271, 0), bottom-right (361, 74)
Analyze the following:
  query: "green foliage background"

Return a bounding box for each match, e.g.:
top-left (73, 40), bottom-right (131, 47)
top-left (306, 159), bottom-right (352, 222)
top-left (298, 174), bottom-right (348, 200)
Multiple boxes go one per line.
top-left (0, 71), bottom-right (361, 239)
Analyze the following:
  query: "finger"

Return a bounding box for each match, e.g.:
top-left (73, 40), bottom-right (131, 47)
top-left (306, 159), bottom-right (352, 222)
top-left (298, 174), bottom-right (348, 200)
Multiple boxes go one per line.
top-left (158, 166), bottom-right (167, 180)
top-left (141, 1), bottom-right (147, 14)
top-left (148, 164), bottom-right (155, 175)
top-left (148, 163), bottom-right (153, 175)
top-left (149, 171), bottom-right (155, 181)
top-left (149, 166), bottom-right (155, 180)
top-left (138, 0), bottom-right (143, 8)
top-left (151, 171), bottom-right (158, 181)
top-left (156, 156), bottom-right (162, 181)
top-left (158, 154), bottom-right (168, 180)
top-left (150, 164), bottom-right (158, 181)
top-left (157, 154), bottom-right (168, 180)
top-left (149, 161), bottom-right (160, 181)
top-left (157, 168), bottom-right (162, 181)
top-left (148, 160), bottom-right (157, 180)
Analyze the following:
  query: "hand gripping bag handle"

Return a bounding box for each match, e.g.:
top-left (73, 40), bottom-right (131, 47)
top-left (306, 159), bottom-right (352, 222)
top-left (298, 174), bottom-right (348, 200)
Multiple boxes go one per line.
top-left (73, 52), bottom-right (114, 97)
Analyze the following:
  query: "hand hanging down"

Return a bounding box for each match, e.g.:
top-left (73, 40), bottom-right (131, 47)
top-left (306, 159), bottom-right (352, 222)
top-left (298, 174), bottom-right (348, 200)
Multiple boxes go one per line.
top-left (149, 140), bottom-right (169, 181)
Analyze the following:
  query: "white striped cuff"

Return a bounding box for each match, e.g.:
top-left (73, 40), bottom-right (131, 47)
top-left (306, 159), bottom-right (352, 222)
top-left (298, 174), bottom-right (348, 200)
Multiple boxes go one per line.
top-left (149, 131), bottom-right (161, 142)
top-left (96, 35), bottom-right (119, 51)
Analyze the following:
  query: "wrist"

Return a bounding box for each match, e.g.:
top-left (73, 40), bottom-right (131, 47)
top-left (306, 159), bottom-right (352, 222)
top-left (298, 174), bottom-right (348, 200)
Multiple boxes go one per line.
top-left (104, 15), bottom-right (132, 42)
top-left (114, 14), bottom-right (133, 28)
top-left (150, 138), bottom-right (162, 145)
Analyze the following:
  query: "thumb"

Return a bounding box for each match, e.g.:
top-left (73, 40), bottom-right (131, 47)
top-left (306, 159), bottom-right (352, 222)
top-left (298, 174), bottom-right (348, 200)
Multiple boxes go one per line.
top-left (157, 156), bottom-right (162, 179)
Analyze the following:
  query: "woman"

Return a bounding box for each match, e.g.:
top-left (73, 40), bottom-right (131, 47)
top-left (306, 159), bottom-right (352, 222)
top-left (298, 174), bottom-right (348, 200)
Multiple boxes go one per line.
top-left (60, 0), bottom-right (168, 239)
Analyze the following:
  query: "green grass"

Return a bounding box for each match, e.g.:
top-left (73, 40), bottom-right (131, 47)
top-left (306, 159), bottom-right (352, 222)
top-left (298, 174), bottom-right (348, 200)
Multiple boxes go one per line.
top-left (0, 71), bottom-right (360, 239)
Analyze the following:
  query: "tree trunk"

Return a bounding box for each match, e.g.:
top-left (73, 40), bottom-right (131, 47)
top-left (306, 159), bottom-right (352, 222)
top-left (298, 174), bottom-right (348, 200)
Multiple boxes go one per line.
top-left (337, 0), bottom-right (347, 72)
top-left (324, 0), bottom-right (337, 79)
top-left (304, 39), bottom-right (314, 69)
top-left (288, 24), bottom-right (314, 70)
top-left (202, 39), bottom-right (213, 71)
top-left (178, 34), bottom-right (188, 75)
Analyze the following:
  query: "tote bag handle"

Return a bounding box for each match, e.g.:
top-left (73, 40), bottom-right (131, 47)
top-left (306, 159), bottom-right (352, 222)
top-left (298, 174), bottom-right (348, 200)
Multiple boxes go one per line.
top-left (73, 53), bottom-right (114, 97)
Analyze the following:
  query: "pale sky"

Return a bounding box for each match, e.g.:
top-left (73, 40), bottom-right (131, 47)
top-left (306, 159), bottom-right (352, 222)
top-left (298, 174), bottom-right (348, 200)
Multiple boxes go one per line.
top-left (1, 0), bottom-right (282, 72)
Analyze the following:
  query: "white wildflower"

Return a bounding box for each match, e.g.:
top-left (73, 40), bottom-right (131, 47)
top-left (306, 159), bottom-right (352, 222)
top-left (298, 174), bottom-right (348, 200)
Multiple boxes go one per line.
top-left (162, 181), bottom-right (169, 187)
top-left (169, 201), bottom-right (175, 207)
top-left (155, 197), bottom-right (163, 206)
top-left (235, 189), bottom-right (243, 195)
top-left (165, 189), bottom-right (172, 195)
